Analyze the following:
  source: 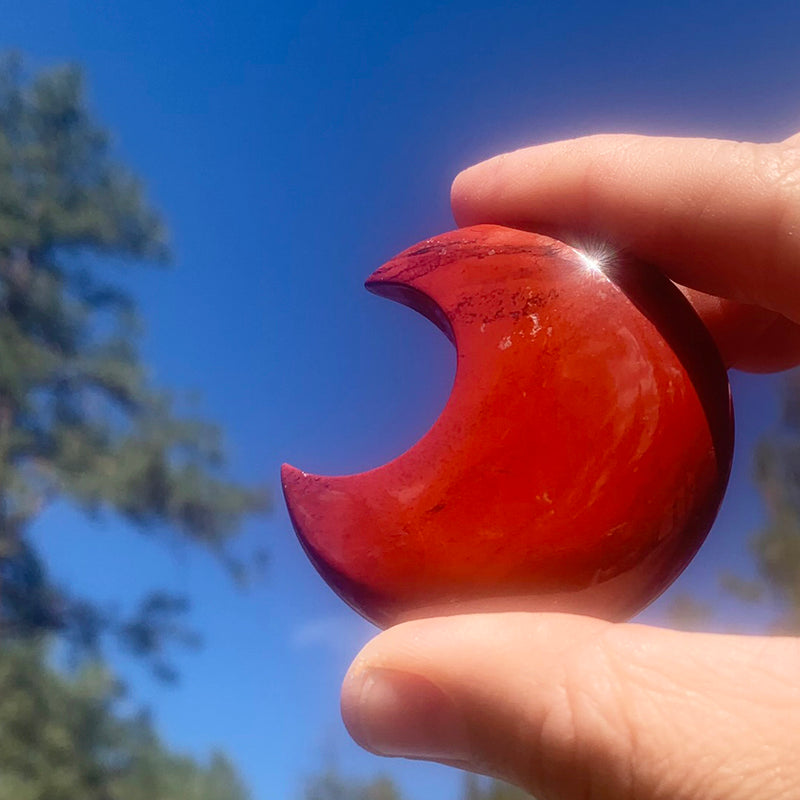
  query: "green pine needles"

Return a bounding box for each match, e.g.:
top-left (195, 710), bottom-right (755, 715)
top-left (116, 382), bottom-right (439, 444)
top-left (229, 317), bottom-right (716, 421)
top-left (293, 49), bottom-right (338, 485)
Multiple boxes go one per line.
top-left (0, 54), bottom-right (266, 672)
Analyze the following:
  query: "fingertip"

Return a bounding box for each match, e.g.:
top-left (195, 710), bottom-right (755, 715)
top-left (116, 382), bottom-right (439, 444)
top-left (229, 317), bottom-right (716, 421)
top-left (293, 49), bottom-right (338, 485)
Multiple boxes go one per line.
top-left (340, 663), bottom-right (375, 753)
top-left (450, 152), bottom-right (511, 227)
top-left (450, 164), bottom-right (480, 226)
top-left (341, 663), bottom-right (471, 760)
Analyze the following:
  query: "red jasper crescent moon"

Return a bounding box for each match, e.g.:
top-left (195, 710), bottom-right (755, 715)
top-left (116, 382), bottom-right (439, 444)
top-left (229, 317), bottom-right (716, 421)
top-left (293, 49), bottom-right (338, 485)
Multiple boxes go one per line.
top-left (282, 225), bottom-right (733, 628)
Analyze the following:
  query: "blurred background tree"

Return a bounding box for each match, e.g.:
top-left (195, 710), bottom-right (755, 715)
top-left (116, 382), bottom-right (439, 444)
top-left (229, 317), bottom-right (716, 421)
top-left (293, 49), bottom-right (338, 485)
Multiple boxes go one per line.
top-left (0, 52), bottom-right (265, 798)
top-left (0, 52), bottom-right (266, 672)
top-left (669, 368), bottom-right (800, 634)
top-left (299, 763), bottom-right (537, 800)
top-left (301, 762), bottom-right (404, 800)
top-left (0, 641), bottom-right (250, 800)
top-left (747, 369), bottom-right (800, 632)
top-left (461, 774), bottom-right (533, 800)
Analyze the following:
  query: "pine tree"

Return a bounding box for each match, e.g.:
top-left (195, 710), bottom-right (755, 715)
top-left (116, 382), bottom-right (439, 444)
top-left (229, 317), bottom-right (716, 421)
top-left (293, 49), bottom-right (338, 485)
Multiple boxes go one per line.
top-left (748, 369), bottom-right (800, 632)
top-left (0, 641), bottom-right (251, 800)
top-left (667, 369), bottom-right (800, 634)
top-left (0, 54), bottom-right (265, 671)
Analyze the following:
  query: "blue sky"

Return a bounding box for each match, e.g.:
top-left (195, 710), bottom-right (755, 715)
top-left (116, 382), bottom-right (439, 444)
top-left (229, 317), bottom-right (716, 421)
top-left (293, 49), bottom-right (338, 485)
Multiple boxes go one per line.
top-left (4, 1), bottom-right (800, 798)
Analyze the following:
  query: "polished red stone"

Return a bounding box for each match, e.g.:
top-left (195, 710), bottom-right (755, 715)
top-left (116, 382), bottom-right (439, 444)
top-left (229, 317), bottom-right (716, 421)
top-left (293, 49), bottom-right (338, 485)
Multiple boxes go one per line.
top-left (282, 225), bottom-right (733, 628)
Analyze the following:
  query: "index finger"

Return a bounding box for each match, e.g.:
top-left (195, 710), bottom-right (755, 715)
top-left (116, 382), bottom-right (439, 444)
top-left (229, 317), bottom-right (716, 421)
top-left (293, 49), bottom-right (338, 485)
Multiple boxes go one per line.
top-left (451, 134), bottom-right (800, 336)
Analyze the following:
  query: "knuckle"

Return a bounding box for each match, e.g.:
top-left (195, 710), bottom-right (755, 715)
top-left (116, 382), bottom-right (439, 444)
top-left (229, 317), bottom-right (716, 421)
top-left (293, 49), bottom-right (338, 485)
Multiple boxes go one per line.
top-left (733, 141), bottom-right (800, 303)
top-left (558, 626), bottom-right (706, 798)
top-left (749, 142), bottom-right (800, 211)
top-left (764, 144), bottom-right (800, 296)
top-left (533, 629), bottom-right (644, 798)
top-left (530, 627), bottom-right (800, 800)
top-left (764, 143), bottom-right (800, 192)
top-left (747, 141), bottom-right (800, 227)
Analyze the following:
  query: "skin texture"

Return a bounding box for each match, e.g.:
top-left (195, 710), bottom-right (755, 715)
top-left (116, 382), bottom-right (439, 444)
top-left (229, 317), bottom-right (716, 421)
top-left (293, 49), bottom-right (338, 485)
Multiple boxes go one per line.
top-left (340, 132), bottom-right (800, 800)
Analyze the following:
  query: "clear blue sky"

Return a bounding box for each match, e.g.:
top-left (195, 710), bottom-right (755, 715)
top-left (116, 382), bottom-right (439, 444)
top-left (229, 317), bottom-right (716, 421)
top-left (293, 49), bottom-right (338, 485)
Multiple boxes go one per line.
top-left (4, 1), bottom-right (800, 798)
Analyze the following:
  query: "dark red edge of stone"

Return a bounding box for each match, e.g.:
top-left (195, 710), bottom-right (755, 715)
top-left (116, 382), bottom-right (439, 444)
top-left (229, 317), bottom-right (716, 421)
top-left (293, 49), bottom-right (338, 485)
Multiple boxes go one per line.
top-left (602, 253), bottom-right (734, 485)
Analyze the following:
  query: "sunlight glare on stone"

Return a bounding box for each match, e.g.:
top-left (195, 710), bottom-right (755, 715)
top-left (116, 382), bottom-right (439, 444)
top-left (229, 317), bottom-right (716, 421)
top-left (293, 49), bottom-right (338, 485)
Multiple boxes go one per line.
top-left (575, 249), bottom-right (604, 274)
top-left (571, 242), bottom-right (616, 276)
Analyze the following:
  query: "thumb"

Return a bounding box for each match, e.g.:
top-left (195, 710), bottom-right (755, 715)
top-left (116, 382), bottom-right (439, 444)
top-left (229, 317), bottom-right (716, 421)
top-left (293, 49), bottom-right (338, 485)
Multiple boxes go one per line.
top-left (341, 613), bottom-right (800, 800)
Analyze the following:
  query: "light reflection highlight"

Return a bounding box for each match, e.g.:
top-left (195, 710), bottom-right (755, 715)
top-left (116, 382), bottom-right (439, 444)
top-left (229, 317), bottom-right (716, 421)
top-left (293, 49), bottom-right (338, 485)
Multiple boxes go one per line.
top-left (571, 241), bottom-right (617, 276)
top-left (578, 252), bottom-right (604, 273)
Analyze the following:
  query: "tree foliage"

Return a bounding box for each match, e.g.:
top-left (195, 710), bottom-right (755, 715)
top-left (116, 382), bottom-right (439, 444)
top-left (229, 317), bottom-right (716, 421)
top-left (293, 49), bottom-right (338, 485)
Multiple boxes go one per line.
top-left (0, 53), bottom-right (266, 672)
top-left (0, 641), bottom-right (250, 800)
top-left (668, 368), bottom-right (800, 634)
top-left (299, 764), bottom-right (536, 800)
top-left (748, 369), bottom-right (800, 632)
top-left (461, 773), bottom-right (534, 800)
top-left (301, 764), bottom-right (404, 800)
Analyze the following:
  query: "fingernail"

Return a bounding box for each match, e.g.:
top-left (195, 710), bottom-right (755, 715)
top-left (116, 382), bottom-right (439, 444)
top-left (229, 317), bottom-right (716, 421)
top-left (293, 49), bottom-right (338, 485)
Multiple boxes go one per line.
top-left (342, 668), bottom-right (470, 760)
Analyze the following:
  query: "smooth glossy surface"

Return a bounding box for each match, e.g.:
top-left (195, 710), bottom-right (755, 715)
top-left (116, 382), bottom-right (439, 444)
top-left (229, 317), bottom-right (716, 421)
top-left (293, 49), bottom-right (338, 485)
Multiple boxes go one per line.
top-left (282, 225), bottom-right (733, 628)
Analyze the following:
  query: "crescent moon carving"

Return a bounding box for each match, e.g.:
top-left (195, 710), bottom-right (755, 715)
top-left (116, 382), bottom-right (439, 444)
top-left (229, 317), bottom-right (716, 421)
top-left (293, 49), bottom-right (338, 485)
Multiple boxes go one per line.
top-left (282, 225), bottom-right (732, 627)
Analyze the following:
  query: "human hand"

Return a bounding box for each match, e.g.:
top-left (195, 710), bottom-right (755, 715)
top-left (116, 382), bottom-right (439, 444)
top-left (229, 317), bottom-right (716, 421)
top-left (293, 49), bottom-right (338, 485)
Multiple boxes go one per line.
top-left (340, 134), bottom-right (800, 800)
